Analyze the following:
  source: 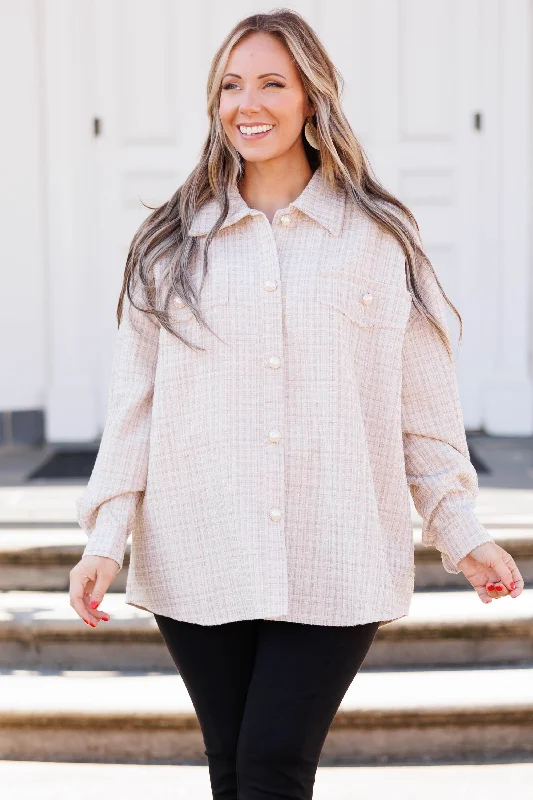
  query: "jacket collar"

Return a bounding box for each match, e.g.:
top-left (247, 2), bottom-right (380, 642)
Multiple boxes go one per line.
top-left (188, 165), bottom-right (346, 238)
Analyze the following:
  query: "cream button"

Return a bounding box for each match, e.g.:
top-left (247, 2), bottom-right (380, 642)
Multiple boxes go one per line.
top-left (280, 214), bottom-right (292, 227)
top-left (269, 507), bottom-right (282, 522)
top-left (361, 292), bottom-right (373, 306)
top-left (264, 279), bottom-right (278, 292)
top-left (268, 356), bottom-right (281, 369)
top-left (174, 297), bottom-right (187, 308)
top-left (268, 430), bottom-right (282, 443)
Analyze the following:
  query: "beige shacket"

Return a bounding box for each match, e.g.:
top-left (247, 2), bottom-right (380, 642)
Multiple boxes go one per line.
top-left (77, 165), bottom-right (494, 628)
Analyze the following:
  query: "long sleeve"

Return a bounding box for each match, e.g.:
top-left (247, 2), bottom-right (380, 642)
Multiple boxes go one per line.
top-left (76, 284), bottom-right (160, 570)
top-left (401, 248), bottom-right (495, 574)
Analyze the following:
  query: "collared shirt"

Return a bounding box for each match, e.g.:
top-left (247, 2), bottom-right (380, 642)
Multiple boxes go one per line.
top-left (77, 165), bottom-right (494, 628)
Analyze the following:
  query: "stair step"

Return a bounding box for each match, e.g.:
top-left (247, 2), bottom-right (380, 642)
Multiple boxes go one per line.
top-left (0, 589), bottom-right (531, 670)
top-left (0, 486), bottom-right (83, 523)
top-left (413, 527), bottom-right (533, 587)
top-left (0, 665), bottom-right (532, 764)
top-left (1, 484), bottom-right (532, 593)
top-left (1, 485), bottom-right (532, 525)
top-left (0, 529), bottom-right (128, 591)
top-left (0, 761), bottom-right (531, 799)
top-left (1, 526), bottom-right (532, 592)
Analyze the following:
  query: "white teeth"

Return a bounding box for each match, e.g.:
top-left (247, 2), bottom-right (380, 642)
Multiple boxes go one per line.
top-left (239, 124), bottom-right (273, 135)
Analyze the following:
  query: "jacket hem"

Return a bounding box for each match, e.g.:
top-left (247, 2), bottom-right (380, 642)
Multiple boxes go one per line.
top-left (126, 596), bottom-right (411, 628)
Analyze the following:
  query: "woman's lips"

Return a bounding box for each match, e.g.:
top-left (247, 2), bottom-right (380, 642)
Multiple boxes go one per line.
top-left (237, 126), bottom-right (274, 141)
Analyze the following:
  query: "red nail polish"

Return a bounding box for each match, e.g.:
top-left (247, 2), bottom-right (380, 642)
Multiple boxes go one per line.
top-left (102, 616), bottom-right (110, 622)
top-left (90, 622), bottom-right (96, 627)
top-left (84, 619), bottom-right (90, 625)
top-left (90, 600), bottom-right (99, 609)
top-left (510, 582), bottom-right (516, 590)
top-left (496, 585), bottom-right (503, 591)
top-left (487, 584), bottom-right (494, 591)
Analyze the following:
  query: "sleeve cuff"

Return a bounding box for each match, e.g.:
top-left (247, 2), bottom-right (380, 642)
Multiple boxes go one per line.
top-left (81, 526), bottom-right (131, 570)
top-left (425, 511), bottom-right (496, 573)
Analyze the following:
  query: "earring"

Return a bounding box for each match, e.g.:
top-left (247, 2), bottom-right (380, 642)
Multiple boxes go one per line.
top-left (304, 116), bottom-right (319, 150)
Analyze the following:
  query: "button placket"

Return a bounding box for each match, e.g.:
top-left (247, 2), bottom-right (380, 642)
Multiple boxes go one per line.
top-left (259, 217), bottom-right (287, 556)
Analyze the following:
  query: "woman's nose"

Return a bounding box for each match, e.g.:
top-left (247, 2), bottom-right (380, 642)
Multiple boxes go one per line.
top-left (238, 90), bottom-right (262, 115)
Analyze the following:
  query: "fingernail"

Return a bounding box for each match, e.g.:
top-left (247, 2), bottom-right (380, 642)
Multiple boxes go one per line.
top-left (487, 584), bottom-right (494, 591)
top-left (89, 622), bottom-right (96, 628)
top-left (510, 582), bottom-right (516, 590)
top-left (102, 616), bottom-right (110, 622)
top-left (90, 600), bottom-right (100, 609)
top-left (496, 585), bottom-right (503, 591)
top-left (84, 619), bottom-right (90, 625)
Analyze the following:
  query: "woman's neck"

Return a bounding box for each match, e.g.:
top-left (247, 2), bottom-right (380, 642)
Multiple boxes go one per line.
top-left (237, 157), bottom-right (314, 223)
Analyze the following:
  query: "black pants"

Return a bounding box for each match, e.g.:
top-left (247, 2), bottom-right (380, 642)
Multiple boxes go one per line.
top-left (154, 614), bottom-right (380, 799)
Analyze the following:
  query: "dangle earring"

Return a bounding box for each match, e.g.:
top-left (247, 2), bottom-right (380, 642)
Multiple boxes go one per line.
top-left (304, 115), bottom-right (320, 150)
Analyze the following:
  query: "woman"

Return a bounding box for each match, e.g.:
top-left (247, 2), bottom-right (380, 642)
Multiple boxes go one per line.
top-left (70, 9), bottom-right (523, 799)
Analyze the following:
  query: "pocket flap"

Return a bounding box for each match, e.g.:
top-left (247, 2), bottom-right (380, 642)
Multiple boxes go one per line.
top-left (317, 270), bottom-right (412, 329)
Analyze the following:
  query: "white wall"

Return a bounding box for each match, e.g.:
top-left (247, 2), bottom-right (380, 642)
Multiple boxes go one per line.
top-left (0, 0), bottom-right (47, 412)
top-left (479, 0), bottom-right (533, 434)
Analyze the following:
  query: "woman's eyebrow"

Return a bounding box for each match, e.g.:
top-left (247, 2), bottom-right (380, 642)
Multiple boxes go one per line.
top-left (222, 72), bottom-right (287, 80)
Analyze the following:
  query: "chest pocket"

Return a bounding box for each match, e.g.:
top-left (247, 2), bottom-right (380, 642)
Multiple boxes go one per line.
top-left (168, 265), bottom-right (229, 325)
top-left (317, 270), bottom-right (412, 330)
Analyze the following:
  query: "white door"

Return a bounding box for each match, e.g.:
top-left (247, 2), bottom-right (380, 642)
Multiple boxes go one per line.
top-left (90, 0), bottom-right (225, 424)
top-left (91, 0), bottom-right (295, 428)
top-left (320, 0), bottom-right (486, 428)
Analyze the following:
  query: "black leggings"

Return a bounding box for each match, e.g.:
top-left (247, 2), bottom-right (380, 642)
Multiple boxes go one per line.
top-left (154, 614), bottom-right (380, 799)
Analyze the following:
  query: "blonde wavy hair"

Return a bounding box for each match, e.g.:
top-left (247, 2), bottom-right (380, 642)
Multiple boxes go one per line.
top-left (118, 7), bottom-right (461, 357)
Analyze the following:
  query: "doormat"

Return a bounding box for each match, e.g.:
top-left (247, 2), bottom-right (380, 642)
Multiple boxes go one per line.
top-left (27, 450), bottom-right (98, 480)
top-left (466, 439), bottom-right (490, 474)
top-left (26, 439), bottom-right (490, 480)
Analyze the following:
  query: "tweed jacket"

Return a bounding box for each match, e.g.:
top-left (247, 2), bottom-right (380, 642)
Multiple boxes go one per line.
top-left (77, 165), bottom-right (494, 628)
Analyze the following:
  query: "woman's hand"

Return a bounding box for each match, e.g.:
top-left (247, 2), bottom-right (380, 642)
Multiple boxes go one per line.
top-left (456, 541), bottom-right (524, 604)
top-left (69, 555), bottom-right (120, 627)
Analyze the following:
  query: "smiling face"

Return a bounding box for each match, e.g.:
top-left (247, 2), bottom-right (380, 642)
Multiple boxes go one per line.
top-left (218, 32), bottom-right (314, 165)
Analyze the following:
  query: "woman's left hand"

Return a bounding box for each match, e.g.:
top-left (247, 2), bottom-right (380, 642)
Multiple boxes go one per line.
top-left (456, 541), bottom-right (524, 604)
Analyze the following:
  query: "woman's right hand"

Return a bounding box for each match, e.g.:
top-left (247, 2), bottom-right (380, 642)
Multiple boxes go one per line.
top-left (69, 555), bottom-right (120, 627)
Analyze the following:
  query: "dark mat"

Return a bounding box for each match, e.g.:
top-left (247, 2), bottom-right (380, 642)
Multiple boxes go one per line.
top-left (27, 450), bottom-right (98, 480)
top-left (27, 439), bottom-right (489, 481)
top-left (466, 439), bottom-right (490, 474)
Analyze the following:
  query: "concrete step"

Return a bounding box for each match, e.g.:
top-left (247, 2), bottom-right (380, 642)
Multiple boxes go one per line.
top-left (413, 526), bottom-right (533, 587)
top-left (0, 589), bottom-right (531, 671)
top-left (1, 485), bottom-right (532, 593)
top-left (0, 525), bottom-right (532, 592)
top-left (0, 529), bottom-right (129, 592)
top-left (0, 664), bottom-right (532, 765)
top-left (1, 760), bottom-right (532, 800)
top-left (2, 484), bottom-right (531, 521)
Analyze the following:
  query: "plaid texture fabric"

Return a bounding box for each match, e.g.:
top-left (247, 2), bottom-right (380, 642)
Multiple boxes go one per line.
top-left (77, 165), bottom-right (494, 628)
